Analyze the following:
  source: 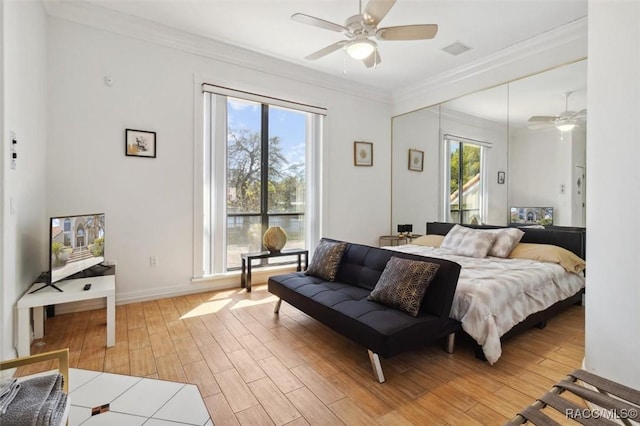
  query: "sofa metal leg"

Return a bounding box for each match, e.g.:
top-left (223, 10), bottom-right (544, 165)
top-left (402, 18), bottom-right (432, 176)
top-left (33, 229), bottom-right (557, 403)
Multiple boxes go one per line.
top-left (367, 350), bottom-right (385, 383)
top-left (273, 298), bottom-right (282, 314)
top-left (446, 333), bottom-right (456, 354)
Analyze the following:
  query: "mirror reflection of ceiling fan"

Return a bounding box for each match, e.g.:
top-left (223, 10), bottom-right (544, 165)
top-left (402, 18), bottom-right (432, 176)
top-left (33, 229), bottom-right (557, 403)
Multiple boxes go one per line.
top-left (291, 0), bottom-right (438, 68)
top-left (528, 92), bottom-right (587, 132)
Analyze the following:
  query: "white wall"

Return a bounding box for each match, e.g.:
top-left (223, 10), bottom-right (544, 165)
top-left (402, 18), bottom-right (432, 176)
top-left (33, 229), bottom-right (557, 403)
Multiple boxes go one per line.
top-left (46, 17), bottom-right (391, 303)
top-left (391, 107), bottom-right (440, 233)
top-left (0, 0), bottom-right (5, 360)
top-left (508, 127), bottom-right (586, 226)
top-left (585, 1), bottom-right (640, 389)
top-left (391, 107), bottom-right (508, 230)
top-left (1, 0), bottom-right (48, 359)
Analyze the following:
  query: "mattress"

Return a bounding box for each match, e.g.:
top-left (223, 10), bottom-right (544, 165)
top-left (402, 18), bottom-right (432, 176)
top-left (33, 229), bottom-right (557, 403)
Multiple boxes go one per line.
top-left (385, 245), bottom-right (585, 364)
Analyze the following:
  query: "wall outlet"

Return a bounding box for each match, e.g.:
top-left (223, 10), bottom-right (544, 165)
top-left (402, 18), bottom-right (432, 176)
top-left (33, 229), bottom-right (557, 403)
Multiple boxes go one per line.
top-left (149, 256), bottom-right (158, 267)
top-left (560, 184), bottom-right (566, 194)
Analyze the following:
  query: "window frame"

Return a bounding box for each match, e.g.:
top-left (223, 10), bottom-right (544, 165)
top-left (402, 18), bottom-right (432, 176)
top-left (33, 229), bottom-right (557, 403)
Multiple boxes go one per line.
top-left (443, 134), bottom-right (491, 224)
top-left (195, 82), bottom-right (325, 279)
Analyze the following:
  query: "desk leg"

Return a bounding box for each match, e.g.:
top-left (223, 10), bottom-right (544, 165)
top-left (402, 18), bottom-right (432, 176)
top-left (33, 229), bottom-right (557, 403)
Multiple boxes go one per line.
top-left (106, 295), bottom-right (115, 347)
top-left (246, 260), bottom-right (252, 292)
top-left (17, 308), bottom-right (30, 357)
top-left (241, 258), bottom-right (246, 289)
top-left (296, 254), bottom-right (302, 272)
top-left (33, 306), bottom-right (44, 339)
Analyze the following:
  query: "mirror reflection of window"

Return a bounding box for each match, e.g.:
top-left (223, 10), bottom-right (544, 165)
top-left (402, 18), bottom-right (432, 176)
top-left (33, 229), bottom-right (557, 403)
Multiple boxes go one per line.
top-left (445, 136), bottom-right (487, 224)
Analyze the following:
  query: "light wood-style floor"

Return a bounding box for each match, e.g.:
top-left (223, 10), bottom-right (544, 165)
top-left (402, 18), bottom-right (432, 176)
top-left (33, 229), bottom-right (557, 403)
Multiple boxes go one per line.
top-left (21, 284), bottom-right (586, 425)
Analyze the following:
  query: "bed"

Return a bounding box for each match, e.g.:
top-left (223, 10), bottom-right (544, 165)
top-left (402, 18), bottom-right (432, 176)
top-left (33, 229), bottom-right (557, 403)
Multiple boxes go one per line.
top-left (385, 222), bottom-right (586, 364)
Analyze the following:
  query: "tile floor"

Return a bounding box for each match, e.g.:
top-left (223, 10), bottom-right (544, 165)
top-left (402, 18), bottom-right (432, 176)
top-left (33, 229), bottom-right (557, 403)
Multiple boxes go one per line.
top-left (68, 368), bottom-right (212, 426)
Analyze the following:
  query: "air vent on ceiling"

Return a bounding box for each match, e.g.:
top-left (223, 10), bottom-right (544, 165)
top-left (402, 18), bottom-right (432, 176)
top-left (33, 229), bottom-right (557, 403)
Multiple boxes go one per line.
top-left (442, 41), bottom-right (471, 56)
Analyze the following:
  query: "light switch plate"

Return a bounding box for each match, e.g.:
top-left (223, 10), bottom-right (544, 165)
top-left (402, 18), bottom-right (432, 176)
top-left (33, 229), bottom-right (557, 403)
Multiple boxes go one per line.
top-left (10, 131), bottom-right (16, 170)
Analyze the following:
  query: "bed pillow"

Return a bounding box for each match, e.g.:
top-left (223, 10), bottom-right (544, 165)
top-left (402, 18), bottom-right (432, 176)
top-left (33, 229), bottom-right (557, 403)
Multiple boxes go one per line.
top-left (368, 257), bottom-right (440, 317)
top-left (305, 239), bottom-right (347, 281)
top-left (441, 225), bottom-right (497, 258)
top-left (509, 243), bottom-right (586, 273)
top-left (483, 228), bottom-right (525, 258)
top-left (411, 234), bottom-right (444, 247)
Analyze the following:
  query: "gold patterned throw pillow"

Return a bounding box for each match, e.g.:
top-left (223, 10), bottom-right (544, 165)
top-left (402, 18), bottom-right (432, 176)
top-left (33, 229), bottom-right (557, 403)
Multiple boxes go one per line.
top-left (368, 257), bottom-right (440, 317)
top-left (305, 239), bottom-right (348, 281)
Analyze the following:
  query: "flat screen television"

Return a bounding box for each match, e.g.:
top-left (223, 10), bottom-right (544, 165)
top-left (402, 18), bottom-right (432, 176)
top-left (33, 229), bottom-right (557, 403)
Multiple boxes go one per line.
top-left (509, 207), bottom-right (553, 226)
top-left (33, 213), bottom-right (105, 293)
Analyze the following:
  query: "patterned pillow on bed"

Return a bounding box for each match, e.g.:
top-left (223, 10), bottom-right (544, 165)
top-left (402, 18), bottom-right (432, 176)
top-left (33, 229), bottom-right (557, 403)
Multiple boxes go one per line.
top-left (441, 225), bottom-right (497, 258)
top-left (484, 228), bottom-right (525, 258)
top-left (368, 257), bottom-right (440, 317)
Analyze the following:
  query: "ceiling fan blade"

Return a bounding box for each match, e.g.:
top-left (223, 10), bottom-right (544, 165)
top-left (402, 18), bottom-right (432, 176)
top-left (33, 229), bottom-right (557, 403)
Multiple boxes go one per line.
top-left (528, 116), bottom-right (558, 123)
top-left (376, 24), bottom-right (438, 41)
top-left (363, 49), bottom-right (382, 68)
top-left (362, 0), bottom-right (396, 26)
top-left (291, 13), bottom-right (347, 32)
top-left (304, 41), bottom-right (347, 60)
top-left (527, 121), bottom-right (555, 130)
top-left (573, 109), bottom-right (587, 119)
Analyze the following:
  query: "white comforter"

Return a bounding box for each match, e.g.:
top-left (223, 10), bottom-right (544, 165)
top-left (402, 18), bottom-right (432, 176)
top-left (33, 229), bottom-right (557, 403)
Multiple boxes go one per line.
top-left (386, 245), bottom-right (585, 364)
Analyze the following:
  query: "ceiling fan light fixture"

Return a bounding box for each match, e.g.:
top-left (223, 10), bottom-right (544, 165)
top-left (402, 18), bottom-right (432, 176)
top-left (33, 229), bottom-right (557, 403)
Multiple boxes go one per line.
top-left (556, 121), bottom-right (576, 132)
top-left (345, 39), bottom-right (376, 60)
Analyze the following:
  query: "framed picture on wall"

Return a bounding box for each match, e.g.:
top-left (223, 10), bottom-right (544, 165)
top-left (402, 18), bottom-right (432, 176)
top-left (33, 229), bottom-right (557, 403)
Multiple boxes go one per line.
top-left (408, 149), bottom-right (424, 171)
top-left (354, 141), bottom-right (373, 166)
top-left (126, 129), bottom-right (156, 158)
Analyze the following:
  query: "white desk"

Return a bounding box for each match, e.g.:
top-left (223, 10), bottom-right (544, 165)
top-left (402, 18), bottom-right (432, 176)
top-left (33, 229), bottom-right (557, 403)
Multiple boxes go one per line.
top-left (17, 275), bottom-right (115, 357)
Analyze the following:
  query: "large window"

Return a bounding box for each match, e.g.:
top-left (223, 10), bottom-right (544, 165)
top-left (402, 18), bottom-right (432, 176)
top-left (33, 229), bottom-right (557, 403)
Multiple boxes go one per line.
top-left (202, 86), bottom-right (324, 275)
top-left (444, 135), bottom-right (489, 224)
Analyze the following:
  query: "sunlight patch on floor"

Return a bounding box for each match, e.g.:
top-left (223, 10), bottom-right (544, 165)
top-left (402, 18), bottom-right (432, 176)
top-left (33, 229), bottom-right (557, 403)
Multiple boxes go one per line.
top-left (180, 299), bottom-right (232, 319)
top-left (230, 295), bottom-right (278, 309)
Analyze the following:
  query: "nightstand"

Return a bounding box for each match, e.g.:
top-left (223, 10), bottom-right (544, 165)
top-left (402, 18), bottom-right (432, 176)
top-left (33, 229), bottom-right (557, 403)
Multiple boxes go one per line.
top-left (379, 235), bottom-right (423, 247)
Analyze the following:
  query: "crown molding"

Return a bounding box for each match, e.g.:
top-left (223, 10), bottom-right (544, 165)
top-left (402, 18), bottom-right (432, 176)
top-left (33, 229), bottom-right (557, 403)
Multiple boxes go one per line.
top-left (42, 0), bottom-right (392, 105)
top-left (439, 106), bottom-right (506, 131)
top-left (392, 17), bottom-right (588, 115)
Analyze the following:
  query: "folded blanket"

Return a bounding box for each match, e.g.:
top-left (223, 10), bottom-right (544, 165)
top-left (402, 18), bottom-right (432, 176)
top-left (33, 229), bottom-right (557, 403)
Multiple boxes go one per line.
top-left (35, 375), bottom-right (67, 426)
top-left (0, 378), bottom-right (17, 397)
top-left (0, 380), bottom-right (20, 414)
top-left (0, 373), bottom-right (67, 426)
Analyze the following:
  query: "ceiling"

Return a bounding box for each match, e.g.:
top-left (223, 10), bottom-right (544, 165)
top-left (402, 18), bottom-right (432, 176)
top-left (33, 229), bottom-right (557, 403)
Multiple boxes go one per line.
top-left (79, 0), bottom-right (588, 94)
top-left (442, 59), bottom-right (587, 128)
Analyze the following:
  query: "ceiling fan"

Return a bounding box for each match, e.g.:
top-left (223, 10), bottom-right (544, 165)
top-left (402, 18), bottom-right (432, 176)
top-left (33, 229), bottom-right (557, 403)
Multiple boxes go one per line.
top-left (291, 0), bottom-right (438, 68)
top-left (528, 92), bottom-right (587, 132)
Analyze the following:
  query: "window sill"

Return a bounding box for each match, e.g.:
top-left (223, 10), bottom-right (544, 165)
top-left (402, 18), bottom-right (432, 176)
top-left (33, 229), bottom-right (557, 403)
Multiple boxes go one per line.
top-left (192, 263), bottom-right (299, 289)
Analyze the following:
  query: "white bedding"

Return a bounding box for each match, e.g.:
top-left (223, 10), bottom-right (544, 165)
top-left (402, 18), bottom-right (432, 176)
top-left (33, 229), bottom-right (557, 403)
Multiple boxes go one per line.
top-left (386, 245), bottom-right (585, 364)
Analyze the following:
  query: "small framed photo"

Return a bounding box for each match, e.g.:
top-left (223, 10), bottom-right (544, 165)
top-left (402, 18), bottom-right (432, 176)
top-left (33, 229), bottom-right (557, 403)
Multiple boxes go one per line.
top-left (354, 141), bottom-right (373, 166)
top-left (497, 171), bottom-right (506, 184)
top-left (126, 129), bottom-right (156, 158)
top-left (408, 149), bottom-right (424, 172)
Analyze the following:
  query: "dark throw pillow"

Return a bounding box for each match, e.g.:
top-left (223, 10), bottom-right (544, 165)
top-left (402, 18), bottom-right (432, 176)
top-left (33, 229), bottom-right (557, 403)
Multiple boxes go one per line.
top-left (305, 239), bottom-right (348, 281)
top-left (368, 257), bottom-right (440, 317)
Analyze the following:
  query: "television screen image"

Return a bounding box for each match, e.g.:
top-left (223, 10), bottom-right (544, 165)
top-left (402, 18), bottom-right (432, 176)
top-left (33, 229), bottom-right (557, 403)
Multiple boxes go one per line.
top-left (509, 207), bottom-right (553, 226)
top-left (50, 213), bottom-right (105, 284)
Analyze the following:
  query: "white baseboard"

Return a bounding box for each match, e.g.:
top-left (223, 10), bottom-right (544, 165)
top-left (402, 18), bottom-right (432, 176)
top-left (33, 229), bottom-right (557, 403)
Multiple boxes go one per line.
top-left (51, 265), bottom-right (296, 314)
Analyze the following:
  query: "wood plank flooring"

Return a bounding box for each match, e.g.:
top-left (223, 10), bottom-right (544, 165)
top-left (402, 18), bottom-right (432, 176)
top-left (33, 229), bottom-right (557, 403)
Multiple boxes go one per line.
top-left (20, 284), bottom-right (586, 425)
